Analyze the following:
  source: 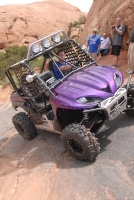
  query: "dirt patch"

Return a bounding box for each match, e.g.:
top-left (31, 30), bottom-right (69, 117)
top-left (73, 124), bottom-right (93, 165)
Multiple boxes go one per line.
top-left (0, 85), bottom-right (13, 102)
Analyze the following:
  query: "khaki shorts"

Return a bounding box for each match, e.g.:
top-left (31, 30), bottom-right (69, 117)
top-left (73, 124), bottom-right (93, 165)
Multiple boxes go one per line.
top-left (89, 53), bottom-right (97, 61)
top-left (128, 42), bottom-right (134, 70)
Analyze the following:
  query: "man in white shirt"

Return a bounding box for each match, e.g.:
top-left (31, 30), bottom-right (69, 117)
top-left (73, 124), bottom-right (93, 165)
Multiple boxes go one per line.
top-left (100, 33), bottom-right (111, 56)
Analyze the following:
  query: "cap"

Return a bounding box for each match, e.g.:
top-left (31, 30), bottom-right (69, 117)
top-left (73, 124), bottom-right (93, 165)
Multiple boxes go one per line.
top-left (93, 28), bottom-right (98, 33)
top-left (116, 17), bottom-right (121, 21)
top-left (103, 33), bottom-right (107, 36)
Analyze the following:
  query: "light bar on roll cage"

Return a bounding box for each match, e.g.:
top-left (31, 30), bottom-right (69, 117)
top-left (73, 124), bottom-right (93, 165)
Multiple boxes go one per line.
top-left (42, 38), bottom-right (51, 48)
top-left (32, 43), bottom-right (43, 54)
top-left (27, 30), bottom-right (68, 61)
top-left (51, 34), bottom-right (61, 43)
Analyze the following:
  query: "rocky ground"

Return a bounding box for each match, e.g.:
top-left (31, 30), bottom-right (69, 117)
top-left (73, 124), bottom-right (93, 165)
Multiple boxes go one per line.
top-left (0, 52), bottom-right (134, 200)
top-left (0, 105), bottom-right (134, 200)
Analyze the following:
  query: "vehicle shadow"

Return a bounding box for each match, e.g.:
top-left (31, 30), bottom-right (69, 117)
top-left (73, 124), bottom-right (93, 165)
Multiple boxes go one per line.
top-left (0, 112), bottom-right (133, 176)
top-left (97, 112), bottom-right (134, 152)
top-left (0, 128), bottom-right (94, 177)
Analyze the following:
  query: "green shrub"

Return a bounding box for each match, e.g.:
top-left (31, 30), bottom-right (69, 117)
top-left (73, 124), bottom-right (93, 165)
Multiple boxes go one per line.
top-left (5, 45), bottom-right (28, 60)
top-left (69, 15), bottom-right (86, 28)
top-left (0, 52), bottom-right (6, 61)
top-left (29, 56), bottom-right (44, 73)
top-left (0, 45), bottom-right (28, 84)
top-left (78, 16), bottom-right (86, 24)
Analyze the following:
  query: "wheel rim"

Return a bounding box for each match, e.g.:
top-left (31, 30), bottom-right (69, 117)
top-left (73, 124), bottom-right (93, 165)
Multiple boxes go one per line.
top-left (67, 138), bottom-right (85, 156)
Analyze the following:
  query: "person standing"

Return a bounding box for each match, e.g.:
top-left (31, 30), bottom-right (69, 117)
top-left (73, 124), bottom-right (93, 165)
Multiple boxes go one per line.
top-left (100, 33), bottom-right (111, 56)
top-left (111, 18), bottom-right (126, 67)
top-left (87, 29), bottom-right (101, 62)
top-left (127, 28), bottom-right (134, 74)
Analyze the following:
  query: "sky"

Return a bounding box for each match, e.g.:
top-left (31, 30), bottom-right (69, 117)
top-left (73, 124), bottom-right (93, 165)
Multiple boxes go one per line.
top-left (0, 0), bottom-right (93, 13)
top-left (64, 0), bottom-right (93, 12)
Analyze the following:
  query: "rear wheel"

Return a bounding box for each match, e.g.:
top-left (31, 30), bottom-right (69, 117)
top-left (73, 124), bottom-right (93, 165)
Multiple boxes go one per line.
top-left (12, 112), bottom-right (37, 140)
top-left (125, 109), bottom-right (134, 116)
top-left (125, 88), bottom-right (134, 116)
top-left (128, 86), bottom-right (134, 96)
top-left (61, 123), bottom-right (100, 161)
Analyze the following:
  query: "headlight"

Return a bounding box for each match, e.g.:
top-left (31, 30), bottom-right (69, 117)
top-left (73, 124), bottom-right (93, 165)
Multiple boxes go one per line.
top-left (77, 97), bottom-right (88, 104)
top-left (52, 34), bottom-right (61, 43)
top-left (32, 43), bottom-right (41, 54)
top-left (43, 39), bottom-right (51, 48)
top-left (77, 97), bottom-right (102, 104)
top-left (114, 73), bottom-right (121, 88)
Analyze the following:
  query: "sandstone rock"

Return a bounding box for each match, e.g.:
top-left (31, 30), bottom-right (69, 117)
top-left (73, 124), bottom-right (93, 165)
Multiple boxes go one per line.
top-left (0, 135), bottom-right (8, 146)
top-left (0, 42), bottom-right (6, 49)
top-left (0, 0), bottom-right (83, 47)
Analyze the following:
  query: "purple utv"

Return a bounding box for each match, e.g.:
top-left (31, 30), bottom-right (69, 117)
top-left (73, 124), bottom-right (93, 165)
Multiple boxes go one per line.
top-left (5, 30), bottom-right (134, 161)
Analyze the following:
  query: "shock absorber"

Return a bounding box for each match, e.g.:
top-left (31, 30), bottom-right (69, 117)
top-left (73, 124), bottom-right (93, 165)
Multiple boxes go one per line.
top-left (83, 112), bottom-right (89, 123)
top-left (80, 112), bottom-right (89, 125)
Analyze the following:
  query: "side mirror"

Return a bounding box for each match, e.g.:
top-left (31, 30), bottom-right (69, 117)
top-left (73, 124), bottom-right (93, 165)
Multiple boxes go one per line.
top-left (26, 74), bottom-right (36, 82)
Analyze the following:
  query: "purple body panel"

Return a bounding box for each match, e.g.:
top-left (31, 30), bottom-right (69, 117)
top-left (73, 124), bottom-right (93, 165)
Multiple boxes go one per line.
top-left (10, 93), bottom-right (25, 103)
top-left (50, 66), bottom-right (123, 113)
top-left (10, 92), bottom-right (30, 111)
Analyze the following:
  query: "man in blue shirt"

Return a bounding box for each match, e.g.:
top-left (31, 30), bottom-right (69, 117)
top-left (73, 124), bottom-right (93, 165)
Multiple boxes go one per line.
top-left (87, 29), bottom-right (101, 61)
top-left (54, 50), bottom-right (72, 79)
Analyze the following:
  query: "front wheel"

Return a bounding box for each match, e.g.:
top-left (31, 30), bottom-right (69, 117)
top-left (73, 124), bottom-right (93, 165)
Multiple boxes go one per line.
top-left (12, 112), bottom-right (37, 140)
top-left (61, 123), bottom-right (100, 161)
top-left (125, 109), bottom-right (134, 116)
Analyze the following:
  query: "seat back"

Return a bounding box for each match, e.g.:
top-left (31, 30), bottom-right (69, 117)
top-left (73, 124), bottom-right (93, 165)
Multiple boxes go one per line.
top-left (48, 60), bottom-right (55, 73)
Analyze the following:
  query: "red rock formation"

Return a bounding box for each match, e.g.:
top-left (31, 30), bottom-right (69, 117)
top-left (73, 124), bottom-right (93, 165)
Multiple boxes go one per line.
top-left (0, 42), bottom-right (5, 49)
top-left (0, 0), bottom-right (83, 48)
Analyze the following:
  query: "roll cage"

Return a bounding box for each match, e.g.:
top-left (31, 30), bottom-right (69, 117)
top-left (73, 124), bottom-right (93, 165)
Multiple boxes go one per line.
top-left (5, 30), bottom-right (96, 99)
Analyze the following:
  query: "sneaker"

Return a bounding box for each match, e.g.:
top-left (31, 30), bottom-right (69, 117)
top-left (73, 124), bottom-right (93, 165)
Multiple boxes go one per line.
top-left (116, 65), bottom-right (120, 68)
top-left (126, 69), bottom-right (130, 73)
top-left (127, 70), bottom-right (134, 74)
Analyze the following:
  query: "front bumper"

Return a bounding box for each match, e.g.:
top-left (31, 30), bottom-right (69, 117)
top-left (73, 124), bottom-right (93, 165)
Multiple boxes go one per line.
top-left (100, 87), bottom-right (127, 120)
top-left (83, 87), bottom-right (127, 121)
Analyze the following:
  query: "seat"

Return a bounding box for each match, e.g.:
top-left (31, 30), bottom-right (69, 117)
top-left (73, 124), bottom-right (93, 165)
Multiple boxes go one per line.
top-left (47, 59), bottom-right (58, 79)
top-left (38, 70), bottom-right (52, 82)
top-left (38, 70), bottom-right (57, 86)
top-left (48, 60), bottom-right (55, 73)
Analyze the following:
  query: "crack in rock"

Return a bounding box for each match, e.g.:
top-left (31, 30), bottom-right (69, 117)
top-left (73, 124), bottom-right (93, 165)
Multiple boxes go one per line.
top-left (0, 135), bottom-right (8, 146)
top-left (11, 172), bottom-right (22, 200)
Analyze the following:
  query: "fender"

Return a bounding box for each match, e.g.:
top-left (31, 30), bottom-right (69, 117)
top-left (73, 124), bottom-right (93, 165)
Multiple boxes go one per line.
top-left (10, 92), bottom-right (43, 124)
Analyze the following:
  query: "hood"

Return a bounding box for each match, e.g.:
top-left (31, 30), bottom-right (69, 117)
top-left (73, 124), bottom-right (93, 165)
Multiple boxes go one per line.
top-left (51, 66), bottom-right (123, 109)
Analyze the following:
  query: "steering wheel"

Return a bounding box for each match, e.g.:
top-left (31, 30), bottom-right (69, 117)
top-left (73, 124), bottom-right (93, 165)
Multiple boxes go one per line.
top-left (67, 66), bottom-right (77, 74)
top-left (71, 66), bottom-right (77, 71)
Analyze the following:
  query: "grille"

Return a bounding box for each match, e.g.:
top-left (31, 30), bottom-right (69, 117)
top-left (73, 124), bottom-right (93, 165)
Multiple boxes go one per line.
top-left (56, 40), bottom-right (92, 67)
top-left (100, 87), bottom-right (127, 120)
